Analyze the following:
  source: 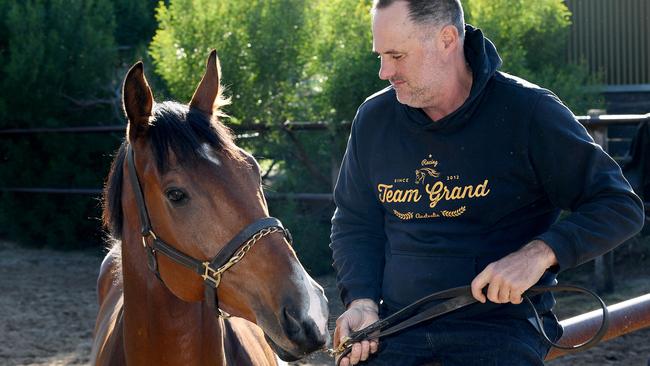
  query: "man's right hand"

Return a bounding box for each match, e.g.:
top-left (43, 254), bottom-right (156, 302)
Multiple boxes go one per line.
top-left (333, 298), bottom-right (380, 366)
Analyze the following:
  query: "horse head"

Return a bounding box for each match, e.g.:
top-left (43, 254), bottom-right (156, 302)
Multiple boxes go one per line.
top-left (118, 50), bottom-right (330, 361)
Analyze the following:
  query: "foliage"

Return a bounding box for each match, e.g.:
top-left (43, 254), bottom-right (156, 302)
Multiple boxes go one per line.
top-left (113, 0), bottom-right (157, 50)
top-left (307, 0), bottom-right (385, 124)
top-left (1, 0), bottom-right (116, 124)
top-left (0, 0), bottom-right (147, 248)
top-left (465, 0), bottom-right (603, 114)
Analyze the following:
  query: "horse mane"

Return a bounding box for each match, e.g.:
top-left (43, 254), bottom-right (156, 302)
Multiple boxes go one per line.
top-left (101, 101), bottom-right (242, 243)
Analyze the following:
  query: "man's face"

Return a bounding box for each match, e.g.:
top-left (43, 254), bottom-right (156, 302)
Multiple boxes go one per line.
top-left (372, 1), bottom-right (448, 110)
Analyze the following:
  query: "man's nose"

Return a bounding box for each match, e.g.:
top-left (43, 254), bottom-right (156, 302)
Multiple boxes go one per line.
top-left (378, 57), bottom-right (394, 80)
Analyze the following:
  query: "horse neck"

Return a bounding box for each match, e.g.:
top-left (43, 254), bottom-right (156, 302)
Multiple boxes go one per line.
top-left (120, 229), bottom-right (227, 365)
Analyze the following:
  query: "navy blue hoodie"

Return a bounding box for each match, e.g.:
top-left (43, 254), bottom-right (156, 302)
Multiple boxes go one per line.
top-left (330, 26), bottom-right (644, 317)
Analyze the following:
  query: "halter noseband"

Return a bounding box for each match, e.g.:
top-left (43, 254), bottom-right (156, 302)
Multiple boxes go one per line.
top-left (126, 145), bottom-right (293, 317)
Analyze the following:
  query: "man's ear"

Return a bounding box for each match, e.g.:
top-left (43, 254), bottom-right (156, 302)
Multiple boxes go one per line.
top-left (440, 25), bottom-right (459, 51)
top-left (122, 62), bottom-right (154, 143)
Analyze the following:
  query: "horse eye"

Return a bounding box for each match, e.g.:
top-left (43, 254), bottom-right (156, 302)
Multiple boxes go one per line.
top-left (165, 188), bottom-right (187, 204)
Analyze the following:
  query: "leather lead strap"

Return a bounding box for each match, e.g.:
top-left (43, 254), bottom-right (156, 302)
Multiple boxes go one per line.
top-left (334, 285), bottom-right (610, 365)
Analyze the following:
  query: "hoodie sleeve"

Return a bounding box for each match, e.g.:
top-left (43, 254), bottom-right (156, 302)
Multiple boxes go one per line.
top-left (330, 108), bottom-right (387, 307)
top-left (529, 93), bottom-right (644, 271)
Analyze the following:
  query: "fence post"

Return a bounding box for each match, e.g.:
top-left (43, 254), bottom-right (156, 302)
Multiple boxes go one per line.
top-left (586, 110), bottom-right (615, 294)
top-left (330, 123), bottom-right (345, 193)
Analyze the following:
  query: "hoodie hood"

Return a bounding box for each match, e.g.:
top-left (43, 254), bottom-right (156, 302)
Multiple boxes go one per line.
top-left (403, 24), bottom-right (502, 131)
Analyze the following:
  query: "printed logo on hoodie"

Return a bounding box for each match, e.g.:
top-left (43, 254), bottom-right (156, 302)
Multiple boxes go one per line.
top-left (376, 155), bottom-right (491, 219)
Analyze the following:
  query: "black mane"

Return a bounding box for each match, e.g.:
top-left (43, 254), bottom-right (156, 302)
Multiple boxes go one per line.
top-left (102, 101), bottom-right (240, 240)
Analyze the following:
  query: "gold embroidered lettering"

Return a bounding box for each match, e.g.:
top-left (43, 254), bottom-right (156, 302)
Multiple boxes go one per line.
top-left (377, 184), bottom-right (393, 202)
top-left (401, 189), bottom-right (421, 202)
top-left (474, 179), bottom-right (491, 197)
top-left (377, 184), bottom-right (422, 203)
top-left (449, 186), bottom-right (464, 200)
top-left (462, 185), bottom-right (474, 198)
top-left (425, 182), bottom-right (445, 208)
top-left (426, 180), bottom-right (491, 208)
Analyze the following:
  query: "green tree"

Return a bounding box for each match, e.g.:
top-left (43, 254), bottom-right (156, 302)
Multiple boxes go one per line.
top-left (1, 0), bottom-right (117, 124)
top-left (0, 0), bottom-right (119, 248)
top-left (150, 0), bottom-right (339, 273)
top-left (465, 0), bottom-right (602, 113)
top-left (113, 0), bottom-right (157, 50)
top-left (307, 0), bottom-right (385, 124)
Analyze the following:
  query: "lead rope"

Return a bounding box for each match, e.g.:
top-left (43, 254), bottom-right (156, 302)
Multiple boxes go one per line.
top-left (330, 284), bottom-right (609, 365)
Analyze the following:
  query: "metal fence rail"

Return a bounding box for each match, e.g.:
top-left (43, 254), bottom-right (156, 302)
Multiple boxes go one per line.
top-left (0, 121), bottom-right (348, 135)
top-left (1, 114), bottom-right (646, 199)
top-left (546, 293), bottom-right (650, 360)
top-left (0, 120), bottom-right (345, 200)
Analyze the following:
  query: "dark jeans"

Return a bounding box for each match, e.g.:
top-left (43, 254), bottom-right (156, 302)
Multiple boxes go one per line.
top-left (359, 313), bottom-right (562, 366)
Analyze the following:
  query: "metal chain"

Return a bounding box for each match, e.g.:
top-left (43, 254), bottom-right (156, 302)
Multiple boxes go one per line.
top-left (202, 227), bottom-right (285, 287)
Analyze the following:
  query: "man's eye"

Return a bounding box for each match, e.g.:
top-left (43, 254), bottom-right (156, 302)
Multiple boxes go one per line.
top-left (165, 188), bottom-right (188, 204)
top-left (392, 54), bottom-right (403, 60)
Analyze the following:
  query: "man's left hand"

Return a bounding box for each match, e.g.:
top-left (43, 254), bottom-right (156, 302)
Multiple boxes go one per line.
top-left (471, 240), bottom-right (558, 304)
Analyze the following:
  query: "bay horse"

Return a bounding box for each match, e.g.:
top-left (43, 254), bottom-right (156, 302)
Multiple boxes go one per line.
top-left (91, 51), bottom-right (330, 365)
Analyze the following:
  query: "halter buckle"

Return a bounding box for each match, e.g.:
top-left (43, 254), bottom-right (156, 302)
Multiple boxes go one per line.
top-left (141, 230), bottom-right (158, 247)
top-left (201, 262), bottom-right (222, 288)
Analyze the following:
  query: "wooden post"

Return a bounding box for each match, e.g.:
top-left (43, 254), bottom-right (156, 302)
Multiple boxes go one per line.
top-left (586, 114), bottom-right (615, 294)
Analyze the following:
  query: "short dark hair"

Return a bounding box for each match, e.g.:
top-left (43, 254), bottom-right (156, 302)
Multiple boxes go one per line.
top-left (373, 0), bottom-right (465, 39)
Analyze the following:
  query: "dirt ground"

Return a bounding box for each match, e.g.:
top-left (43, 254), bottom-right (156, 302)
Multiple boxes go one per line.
top-left (1, 239), bottom-right (649, 366)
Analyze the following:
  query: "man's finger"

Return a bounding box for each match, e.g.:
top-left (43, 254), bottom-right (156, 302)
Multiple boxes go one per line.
top-left (487, 281), bottom-right (501, 303)
top-left (338, 356), bottom-right (350, 366)
top-left (333, 325), bottom-right (343, 348)
top-left (360, 340), bottom-right (370, 361)
top-left (498, 287), bottom-right (510, 303)
top-left (349, 343), bottom-right (362, 365)
top-left (510, 291), bottom-right (524, 304)
top-left (334, 318), bottom-right (351, 347)
top-left (471, 273), bottom-right (488, 303)
top-left (370, 340), bottom-right (379, 354)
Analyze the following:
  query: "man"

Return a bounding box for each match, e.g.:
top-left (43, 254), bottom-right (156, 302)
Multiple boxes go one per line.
top-left (330, 1), bottom-right (645, 365)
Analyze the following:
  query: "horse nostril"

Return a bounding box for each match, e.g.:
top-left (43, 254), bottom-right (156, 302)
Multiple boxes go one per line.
top-left (282, 307), bottom-right (303, 338)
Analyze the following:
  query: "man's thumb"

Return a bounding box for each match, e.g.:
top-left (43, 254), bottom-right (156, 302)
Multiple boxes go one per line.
top-left (334, 319), bottom-right (349, 347)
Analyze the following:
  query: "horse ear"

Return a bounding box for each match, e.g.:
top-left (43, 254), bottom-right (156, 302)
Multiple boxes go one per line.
top-left (189, 50), bottom-right (220, 115)
top-left (122, 62), bottom-right (154, 143)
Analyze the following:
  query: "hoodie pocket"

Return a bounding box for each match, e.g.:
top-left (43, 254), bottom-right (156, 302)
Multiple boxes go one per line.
top-left (382, 253), bottom-right (477, 309)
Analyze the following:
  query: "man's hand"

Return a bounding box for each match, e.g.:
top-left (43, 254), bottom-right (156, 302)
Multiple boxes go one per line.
top-left (471, 240), bottom-right (558, 304)
top-left (334, 298), bottom-right (380, 366)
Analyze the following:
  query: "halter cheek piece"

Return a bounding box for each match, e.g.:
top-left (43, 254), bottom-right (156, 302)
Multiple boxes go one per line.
top-left (126, 145), bottom-right (292, 317)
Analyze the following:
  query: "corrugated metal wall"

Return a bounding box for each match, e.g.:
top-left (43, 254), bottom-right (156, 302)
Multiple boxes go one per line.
top-left (566, 0), bottom-right (650, 87)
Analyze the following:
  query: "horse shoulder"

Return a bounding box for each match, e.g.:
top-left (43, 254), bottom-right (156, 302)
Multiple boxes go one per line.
top-left (91, 247), bottom-right (126, 366)
top-left (97, 245), bottom-right (122, 304)
top-left (223, 317), bottom-right (284, 366)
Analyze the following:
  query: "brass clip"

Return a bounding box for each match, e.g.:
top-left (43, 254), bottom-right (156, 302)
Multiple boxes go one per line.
top-left (201, 262), bottom-right (222, 288)
top-left (329, 336), bottom-right (352, 358)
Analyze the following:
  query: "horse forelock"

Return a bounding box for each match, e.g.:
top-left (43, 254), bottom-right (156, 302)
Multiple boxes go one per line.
top-left (101, 100), bottom-right (242, 244)
top-left (149, 101), bottom-right (242, 173)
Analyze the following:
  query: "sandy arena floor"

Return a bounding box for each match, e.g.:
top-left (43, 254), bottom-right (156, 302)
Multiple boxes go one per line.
top-left (0, 240), bottom-right (649, 365)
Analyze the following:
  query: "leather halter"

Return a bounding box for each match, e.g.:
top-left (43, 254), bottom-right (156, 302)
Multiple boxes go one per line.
top-left (126, 145), bottom-right (292, 317)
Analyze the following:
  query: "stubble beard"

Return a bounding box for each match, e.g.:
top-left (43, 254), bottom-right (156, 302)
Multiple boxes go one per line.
top-left (394, 81), bottom-right (431, 109)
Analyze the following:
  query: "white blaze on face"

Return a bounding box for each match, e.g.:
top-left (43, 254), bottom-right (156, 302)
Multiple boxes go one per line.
top-left (274, 355), bottom-right (288, 366)
top-left (292, 262), bottom-right (329, 339)
top-left (200, 143), bottom-right (221, 166)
